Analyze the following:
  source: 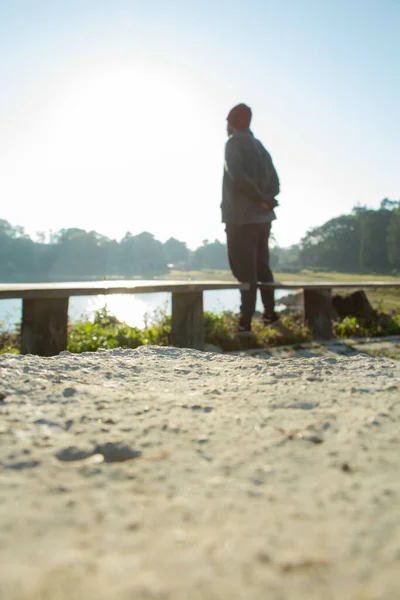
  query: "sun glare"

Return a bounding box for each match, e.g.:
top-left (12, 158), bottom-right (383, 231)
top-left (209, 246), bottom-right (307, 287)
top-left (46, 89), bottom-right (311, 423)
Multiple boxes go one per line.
top-left (45, 66), bottom-right (196, 168)
top-left (3, 64), bottom-right (222, 242)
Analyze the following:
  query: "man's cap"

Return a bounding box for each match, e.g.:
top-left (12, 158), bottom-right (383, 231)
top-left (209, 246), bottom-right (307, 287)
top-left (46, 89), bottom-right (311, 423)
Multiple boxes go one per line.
top-left (227, 103), bottom-right (252, 130)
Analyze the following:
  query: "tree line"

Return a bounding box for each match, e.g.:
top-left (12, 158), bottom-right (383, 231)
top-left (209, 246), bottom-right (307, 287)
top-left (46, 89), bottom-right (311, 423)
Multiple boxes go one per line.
top-left (0, 222), bottom-right (230, 282)
top-left (0, 198), bottom-right (398, 282)
top-left (285, 198), bottom-right (400, 274)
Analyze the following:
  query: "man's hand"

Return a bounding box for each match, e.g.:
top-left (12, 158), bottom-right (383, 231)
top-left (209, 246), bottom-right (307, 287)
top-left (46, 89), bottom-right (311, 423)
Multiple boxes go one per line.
top-left (259, 198), bottom-right (278, 211)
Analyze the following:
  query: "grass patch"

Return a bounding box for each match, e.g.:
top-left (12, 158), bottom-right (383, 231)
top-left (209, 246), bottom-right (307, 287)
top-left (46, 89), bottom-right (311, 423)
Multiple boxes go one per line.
top-left (1, 303), bottom-right (399, 356)
top-left (333, 312), bottom-right (400, 338)
top-left (162, 269), bottom-right (235, 281)
top-left (65, 308), bottom-right (400, 353)
top-left (67, 307), bottom-right (171, 353)
top-left (0, 324), bottom-right (19, 355)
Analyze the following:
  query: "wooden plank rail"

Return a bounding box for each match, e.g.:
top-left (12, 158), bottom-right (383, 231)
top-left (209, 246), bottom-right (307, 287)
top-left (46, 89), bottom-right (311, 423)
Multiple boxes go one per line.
top-left (0, 280), bottom-right (399, 355)
top-left (0, 281), bottom-right (247, 300)
top-left (0, 281), bottom-right (248, 356)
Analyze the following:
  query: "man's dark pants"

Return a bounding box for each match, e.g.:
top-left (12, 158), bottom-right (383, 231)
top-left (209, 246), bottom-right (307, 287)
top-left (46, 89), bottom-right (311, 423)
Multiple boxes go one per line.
top-left (226, 222), bottom-right (274, 329)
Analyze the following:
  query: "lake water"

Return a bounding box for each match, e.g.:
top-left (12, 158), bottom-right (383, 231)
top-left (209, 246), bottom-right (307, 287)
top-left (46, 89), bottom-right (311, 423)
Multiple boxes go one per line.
top-left (0, 289), bottom-right (288, 330)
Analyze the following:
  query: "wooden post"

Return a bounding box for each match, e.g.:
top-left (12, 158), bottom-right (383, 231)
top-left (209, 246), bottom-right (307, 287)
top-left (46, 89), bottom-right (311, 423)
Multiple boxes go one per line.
top-left (21, 297), bottom-right (69, 356)
top-left (171, 291), bottom-right (204, 350)
top-left (303, 288), bottom-right (333, 339)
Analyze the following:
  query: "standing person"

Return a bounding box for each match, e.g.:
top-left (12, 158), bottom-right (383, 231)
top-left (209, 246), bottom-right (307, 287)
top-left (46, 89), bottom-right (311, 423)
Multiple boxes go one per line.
top-left (222, 103), bottom-right (280, 336)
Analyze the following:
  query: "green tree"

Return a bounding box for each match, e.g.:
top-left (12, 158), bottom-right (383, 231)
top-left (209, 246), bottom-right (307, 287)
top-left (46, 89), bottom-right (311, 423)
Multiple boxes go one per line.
top-left (0, 220), bottom-right (37, 281)
top-left (387, 205), bottom-right (400, 270)
top-left (51, 229), bottom-right (110, 279)
top-left (163, 237), bottom-right (190, 267)
top-left (190, 240), bottom-right (229, 270)
top-left (271, 244), bottom-right (300, 271)
top-left (120, 232), bottom-right (168, 276)
top-left (299, 215), bottom-right (360, 272)
top-left (357, 201), bottom-right (392, 272)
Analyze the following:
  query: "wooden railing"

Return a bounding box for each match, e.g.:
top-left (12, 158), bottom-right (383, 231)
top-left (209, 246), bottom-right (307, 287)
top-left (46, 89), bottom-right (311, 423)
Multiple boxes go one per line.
top-left (0, 280), bottom-right (399, 355)
top-left (0, 281), bottom-right (247, 356)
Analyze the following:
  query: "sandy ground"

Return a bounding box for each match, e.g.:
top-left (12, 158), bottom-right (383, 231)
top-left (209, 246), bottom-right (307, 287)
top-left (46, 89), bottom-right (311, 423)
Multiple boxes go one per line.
top-left (0, 347), bottom-right (400, 600)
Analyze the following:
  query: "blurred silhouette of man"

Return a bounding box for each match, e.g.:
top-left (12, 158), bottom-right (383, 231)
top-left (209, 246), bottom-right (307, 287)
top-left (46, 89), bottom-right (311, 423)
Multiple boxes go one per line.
top-left (222, 103), bottom-right (280, 335)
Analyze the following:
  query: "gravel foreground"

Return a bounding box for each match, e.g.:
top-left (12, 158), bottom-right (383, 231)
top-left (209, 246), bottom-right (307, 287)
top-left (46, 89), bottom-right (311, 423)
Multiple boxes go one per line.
top-left (1, 347), bottom-right (400, 600)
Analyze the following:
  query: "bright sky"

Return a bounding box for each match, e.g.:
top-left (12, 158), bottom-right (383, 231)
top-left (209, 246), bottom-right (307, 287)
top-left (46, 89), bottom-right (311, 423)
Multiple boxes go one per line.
top-left (0, 0), bottom-right (399, 249)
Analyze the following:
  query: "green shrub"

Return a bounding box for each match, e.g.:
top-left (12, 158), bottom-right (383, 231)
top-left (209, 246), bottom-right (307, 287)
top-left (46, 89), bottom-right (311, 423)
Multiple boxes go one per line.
top-left (254, 314), bottom-right (311, 347)
top-left (204, 311), bottom-right (238, 350)
top-left (333, 312), bottom-right (400, 338)
top-left (0, 322), bottom-right (20, 354)
top-left (68, 308), bottom-right (144, 353)
top-left (1, 305), bottom-right (399, 356)
top-left (0, 343), bottom-right (19, 355)
top-left (143, 307), bottom-right (171, 346)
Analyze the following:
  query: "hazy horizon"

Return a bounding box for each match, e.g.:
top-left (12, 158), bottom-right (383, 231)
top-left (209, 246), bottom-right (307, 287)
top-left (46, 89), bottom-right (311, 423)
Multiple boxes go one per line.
top-left (1, 0), bottom-right (399, 250)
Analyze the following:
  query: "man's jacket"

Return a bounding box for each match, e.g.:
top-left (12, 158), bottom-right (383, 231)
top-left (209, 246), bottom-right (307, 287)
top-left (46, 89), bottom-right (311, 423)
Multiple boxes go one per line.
top-left (221, 129), bottom-right (280, 225)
